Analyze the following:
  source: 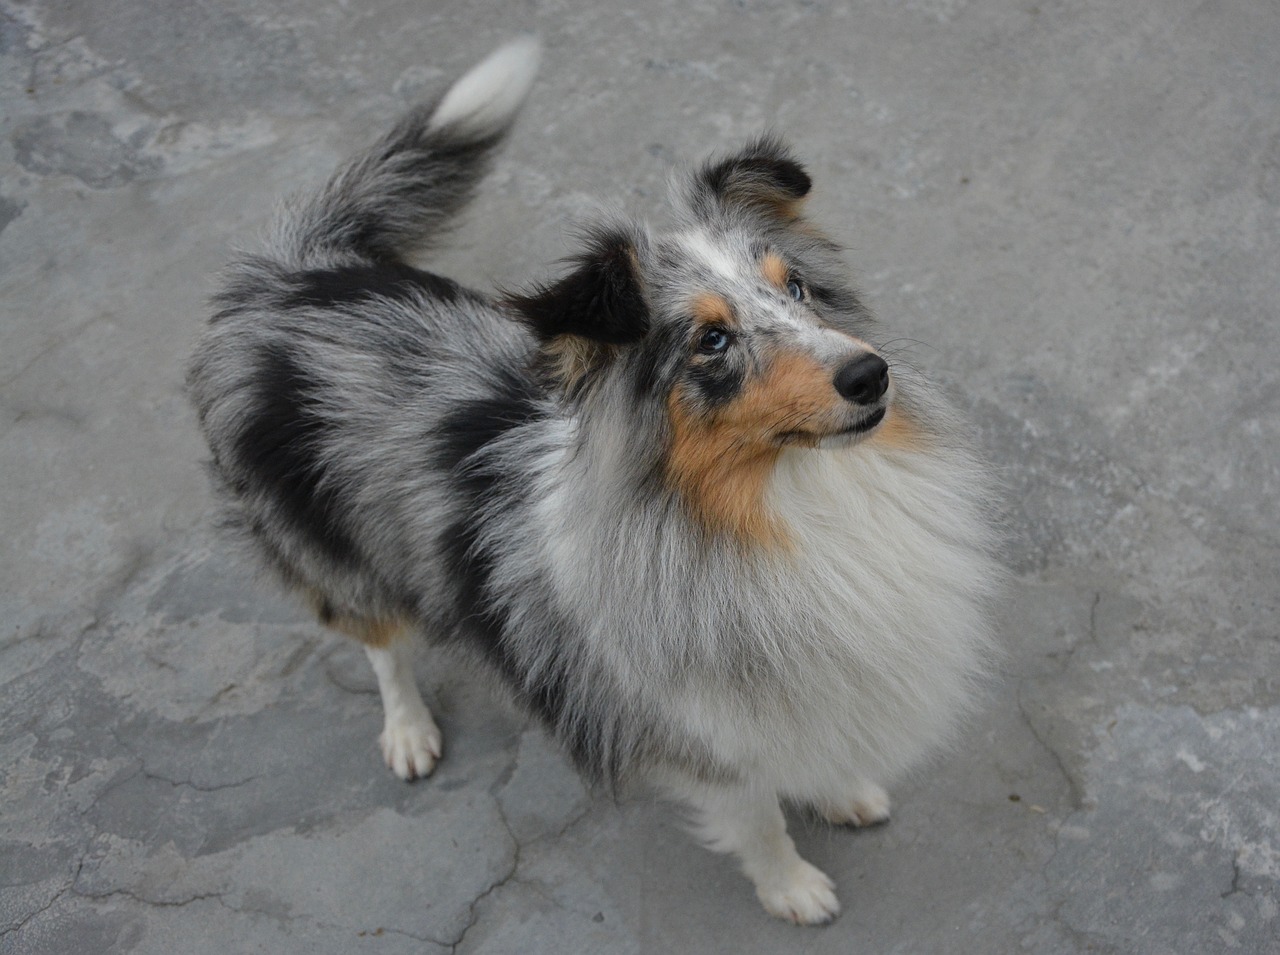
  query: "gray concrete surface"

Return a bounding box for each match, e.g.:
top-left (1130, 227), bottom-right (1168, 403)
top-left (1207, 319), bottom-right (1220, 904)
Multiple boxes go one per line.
top-left (2, 1), bottom-right (1277, 952)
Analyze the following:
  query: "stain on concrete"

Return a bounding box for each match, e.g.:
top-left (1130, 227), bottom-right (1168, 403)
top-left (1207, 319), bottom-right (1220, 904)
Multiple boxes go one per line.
top-left (1260, 130), bottom-right (1280, 204)
top-left (12, 111), bottom-right (162, 188)
top-left (1048, 705), bottom-right (1280, 952)
top-left (0, 196), bottom-right (25, 236)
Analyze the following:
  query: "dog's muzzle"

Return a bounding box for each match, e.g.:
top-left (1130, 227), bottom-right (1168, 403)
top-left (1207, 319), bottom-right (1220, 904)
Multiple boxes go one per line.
top-left (833, 353), bottom-right (890, 405)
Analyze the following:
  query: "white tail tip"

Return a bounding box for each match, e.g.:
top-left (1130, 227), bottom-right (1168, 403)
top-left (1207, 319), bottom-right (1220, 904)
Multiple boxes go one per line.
top-left (428, 36), bottom-right (541, 136)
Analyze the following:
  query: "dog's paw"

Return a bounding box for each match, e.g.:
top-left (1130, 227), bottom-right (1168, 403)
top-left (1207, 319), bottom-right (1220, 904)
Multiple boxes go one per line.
top-left (756, 861), bottom-right (840, 925)
top-left (820, 782), bottom-right (891, 828)
top-left (379, 707), bottom-right (443, 780)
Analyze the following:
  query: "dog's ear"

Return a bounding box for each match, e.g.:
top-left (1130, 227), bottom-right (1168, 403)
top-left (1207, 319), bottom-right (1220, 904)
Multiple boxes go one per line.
top-left (691, 136), bottom-right (812, 223)
top-left (505, 228), bottom-right (649, 391)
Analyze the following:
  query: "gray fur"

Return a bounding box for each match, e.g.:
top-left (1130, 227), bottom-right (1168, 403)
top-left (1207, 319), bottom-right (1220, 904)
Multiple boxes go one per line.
top-left (188, 44), bottom-right (999, 923)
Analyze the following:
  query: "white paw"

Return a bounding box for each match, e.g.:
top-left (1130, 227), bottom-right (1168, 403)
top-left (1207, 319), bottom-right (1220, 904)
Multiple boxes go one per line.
top-left (821, 782), bottom-right (891, 828)
top-left (756, 860), bottom-right (840, 925)
top-left (379, 707), bottom-right (443, 780)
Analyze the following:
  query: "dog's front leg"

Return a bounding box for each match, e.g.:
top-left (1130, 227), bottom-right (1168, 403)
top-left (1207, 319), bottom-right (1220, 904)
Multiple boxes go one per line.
top-left (319, 608), bottom-right (443, 780)
top-left (678, 782), bottom-right (840, 925)
top-left (363, 639), bottom-right (442, 780)
top-left (814, 779), bottom-right (892, 828)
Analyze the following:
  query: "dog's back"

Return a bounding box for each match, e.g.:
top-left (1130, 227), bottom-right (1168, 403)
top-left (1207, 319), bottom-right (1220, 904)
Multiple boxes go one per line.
top-left (187, 39), bottom-right (543, 626)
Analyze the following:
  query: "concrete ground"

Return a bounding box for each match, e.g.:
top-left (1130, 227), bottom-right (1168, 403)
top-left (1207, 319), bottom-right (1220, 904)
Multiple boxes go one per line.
top-left (2, 0), bottom-right (1277, 951)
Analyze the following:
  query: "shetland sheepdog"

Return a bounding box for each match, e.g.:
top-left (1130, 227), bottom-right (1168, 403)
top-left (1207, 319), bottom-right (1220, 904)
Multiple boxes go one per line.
top-left (188, 38), bottom-right (999, 924)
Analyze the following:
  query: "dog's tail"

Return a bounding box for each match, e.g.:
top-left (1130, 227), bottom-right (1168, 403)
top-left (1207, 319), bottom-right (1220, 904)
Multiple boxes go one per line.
top-left (272, 37), bottom-right (540, 268)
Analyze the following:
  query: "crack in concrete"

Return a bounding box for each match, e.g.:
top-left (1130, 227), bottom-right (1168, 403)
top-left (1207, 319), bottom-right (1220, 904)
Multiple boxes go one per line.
top-left (213, 894), bottom-right (447, 948)
top-left (442, 793), bottom-right (603, 944)
top-left (547, 800), bottom-right (594, 843)
top-left (0, 884), bottom-right (65, 940)
top-left (448, 794), bottom-right (522, 955)
top-left (1, 852), bottom-right (86, 942)
top-left (102, 724), bottom-right (261, 796)
top-left (1032, 816), bottom-right (1130, 955)
top-left (1009, 589), bottom-right (1107, 816)
top-left (1014, 682), bottom-right (1086, 811)
top-left (1083, 590), bottom-right (1103, 661)
top-left (76, 759), bottom-right (145, 819)
top-left (76, 886), bottom-right (227, 909)
top-left (484, 719), bottom-right (532, 797)
top-left (1040, 589), bottom-right (1104, 675)
top-left (1220, 856), bottom-right (1244, 900)
top-left (447, 730), bottom-right (599, 953)
top-left (71, 885), bottom-right (447, 947)
top-left (138, 768), bottom-right (263, 793)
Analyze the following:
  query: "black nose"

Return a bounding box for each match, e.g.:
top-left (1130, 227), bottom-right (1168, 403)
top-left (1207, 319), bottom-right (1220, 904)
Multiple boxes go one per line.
top-left (833, 353), bottom-right (889, 404)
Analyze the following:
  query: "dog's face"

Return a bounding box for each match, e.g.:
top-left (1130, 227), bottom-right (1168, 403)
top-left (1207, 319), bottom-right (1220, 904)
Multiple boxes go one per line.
top-left (652, 228), bottom-right (889, 453)
top-left (508, 138), bottom-right (897, 545)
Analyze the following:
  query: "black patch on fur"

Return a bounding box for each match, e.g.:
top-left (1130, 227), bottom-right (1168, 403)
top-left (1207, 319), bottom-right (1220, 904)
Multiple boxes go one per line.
top-left (702, 156), bottom-right (811, 202)
top-left (506, 230), bottom-right (649, 345)
top-left (688, 360), bottom-right (746, 407)
top-left (808, 281), bottom-right (860, 314)
top-left (631, 321), bottom-right (689, 399)
top-left (438, 517), bottom-right (510, 668)
top-left (432, 371), bottom-right (625, 782)
top-left (697, 136), bottom-right (812, 215)
top-left (282, 262), bottom-right (462, 310)
top-left (210, 256), bottom-right (288, 321)
top-left (433, 366), bottom-right (544, 682)
top-left (230, 344), bottom-right (361, 568)
top-left (432, 367), bottom-right (543, 475)
top-left (212, 288), bottom-right (258, 321)
top-left (441, 510), bottom-right (616, 780)
top-left (631, 321), bottom-right (745, 407)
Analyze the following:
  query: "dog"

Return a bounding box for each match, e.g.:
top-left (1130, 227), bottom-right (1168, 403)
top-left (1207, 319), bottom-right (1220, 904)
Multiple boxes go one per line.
top-left (187, 38), bottom-right (999, 925)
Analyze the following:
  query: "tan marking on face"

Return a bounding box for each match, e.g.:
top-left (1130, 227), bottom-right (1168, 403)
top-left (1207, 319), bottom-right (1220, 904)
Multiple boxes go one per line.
top-left (761, 252), bottom-right (789, 290)
top-left (667, 391), bottom-right (787, 550)
top-left (870, 403), bottom-right (925, 452)
top-left (666, 348), bottom-right (849, 548)
top-left (690, 292), bottom-right (734, 329)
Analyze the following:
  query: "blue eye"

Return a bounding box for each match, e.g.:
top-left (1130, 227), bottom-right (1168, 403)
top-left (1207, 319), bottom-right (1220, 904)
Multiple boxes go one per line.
top-left (786, 279), bottom-right (805, 302)
top-left (697, 327), bottom-right (732, 354)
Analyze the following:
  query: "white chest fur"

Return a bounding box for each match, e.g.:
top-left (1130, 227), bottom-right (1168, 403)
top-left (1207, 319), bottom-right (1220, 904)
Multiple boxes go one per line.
top-left (696, 441), bottom-right (999, 792)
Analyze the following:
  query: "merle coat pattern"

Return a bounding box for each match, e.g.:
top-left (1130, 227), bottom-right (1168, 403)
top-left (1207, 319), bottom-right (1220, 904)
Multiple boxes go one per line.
top-left (188, 40), bottom-right (999, 924)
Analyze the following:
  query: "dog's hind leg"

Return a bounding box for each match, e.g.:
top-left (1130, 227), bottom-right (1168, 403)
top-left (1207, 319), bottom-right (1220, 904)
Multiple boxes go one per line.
top-left (673, 781), bottom-right (840, 925)
top-left (324, 610), bottom-right (443, 780)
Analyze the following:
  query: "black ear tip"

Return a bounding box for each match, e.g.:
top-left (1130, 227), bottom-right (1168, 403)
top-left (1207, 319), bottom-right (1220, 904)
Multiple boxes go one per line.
top-left (760, 156), bottom-right (811, 198)
top-left (742, 134), bottom-right (811, 196)
top-left (504, 228), bottom-right (649, 345)
top-left (593, 233), bottom-right (637, 267)
top-left (698, 138), bottom-right (813, 212)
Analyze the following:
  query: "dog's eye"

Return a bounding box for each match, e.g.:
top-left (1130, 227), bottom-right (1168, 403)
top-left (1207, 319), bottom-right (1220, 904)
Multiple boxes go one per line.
top-left (697, 327), bottom-right (732, 355)
top-left (786, 279), bottom-right (805, 302)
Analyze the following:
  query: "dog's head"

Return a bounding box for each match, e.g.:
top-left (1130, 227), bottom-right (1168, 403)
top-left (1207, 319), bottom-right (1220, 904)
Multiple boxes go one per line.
top-left (507, 137), bottom-right (904, 546)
